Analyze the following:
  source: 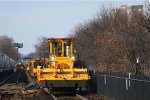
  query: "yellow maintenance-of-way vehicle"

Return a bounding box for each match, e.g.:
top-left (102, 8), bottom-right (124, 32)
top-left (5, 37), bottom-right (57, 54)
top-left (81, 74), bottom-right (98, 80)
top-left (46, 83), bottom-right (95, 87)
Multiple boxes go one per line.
top-left (28, 58), bottom-right (48, 77)
top-left (34, 38), bottom-right (90, 92)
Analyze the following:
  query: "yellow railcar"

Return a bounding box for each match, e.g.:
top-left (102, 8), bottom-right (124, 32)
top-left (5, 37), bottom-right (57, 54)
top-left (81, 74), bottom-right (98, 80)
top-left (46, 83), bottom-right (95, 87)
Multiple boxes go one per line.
top-left (28, 59), bottom-right (48, 77)
top-left (36, 38), bottom-right (90, 92)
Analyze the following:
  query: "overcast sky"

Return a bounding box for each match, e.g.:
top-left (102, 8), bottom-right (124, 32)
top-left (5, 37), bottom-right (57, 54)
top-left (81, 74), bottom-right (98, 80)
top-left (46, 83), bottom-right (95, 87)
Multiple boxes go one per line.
top-left (0, 0), bottom-right (146, 55)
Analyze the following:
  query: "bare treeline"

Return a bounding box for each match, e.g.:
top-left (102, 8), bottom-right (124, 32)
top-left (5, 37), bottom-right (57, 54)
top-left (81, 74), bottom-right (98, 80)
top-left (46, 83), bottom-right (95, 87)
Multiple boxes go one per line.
top-left (72, 4), bottom-right (150, 75)
top-left (0, 35), bottom-right (20, 61)
top-left (34, 37), bottom-right (49, 58)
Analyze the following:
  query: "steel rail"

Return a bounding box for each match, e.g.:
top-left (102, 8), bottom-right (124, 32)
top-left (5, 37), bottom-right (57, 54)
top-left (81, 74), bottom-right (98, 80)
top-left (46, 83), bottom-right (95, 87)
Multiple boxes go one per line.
top-left (51, 94), bottom-right (58, 100)
top-left (0, 73), bottom-right (16, 85)
top-left (15, 71), bottom-right (23, 84)
top-left (50, 93), bottom-right (88, 100)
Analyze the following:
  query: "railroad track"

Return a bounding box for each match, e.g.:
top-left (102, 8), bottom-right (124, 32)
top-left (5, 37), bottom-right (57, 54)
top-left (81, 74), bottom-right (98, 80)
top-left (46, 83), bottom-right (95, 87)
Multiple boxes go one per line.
top-left (42, 87), bottom-right (88, 100)
top-left (0, 70), bottom-right (30, 100)
top-left (47, 90), bottom-right (104, 100)
top-left (0, 70), bottom-right (14, 83)
top-left (50, 93), bottom-right (87, 100)
top-left (0, 70), bottom-right (28, 86)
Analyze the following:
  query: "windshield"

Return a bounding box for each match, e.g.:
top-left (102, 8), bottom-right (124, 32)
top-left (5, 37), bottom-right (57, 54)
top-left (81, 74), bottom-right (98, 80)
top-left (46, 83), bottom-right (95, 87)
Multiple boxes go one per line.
top-left (34, 62), bottom-right (45, 68)
top-left (50, 39), bottom-right (72, 57)
top-left (52, 42), bottom-right (62, 56)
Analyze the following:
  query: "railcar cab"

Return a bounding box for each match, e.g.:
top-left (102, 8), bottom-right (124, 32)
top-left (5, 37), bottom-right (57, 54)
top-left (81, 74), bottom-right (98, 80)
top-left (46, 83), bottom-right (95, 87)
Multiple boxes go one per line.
top-left (48, 38), bottom-right (74, 57)
top-left (48, 38), bottom-right (75, 69)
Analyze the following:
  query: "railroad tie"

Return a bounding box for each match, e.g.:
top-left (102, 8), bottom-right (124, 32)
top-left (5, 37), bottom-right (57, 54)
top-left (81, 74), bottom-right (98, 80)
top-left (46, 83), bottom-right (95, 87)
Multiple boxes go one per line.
top-left (76, 94), bottom-right (87, 100)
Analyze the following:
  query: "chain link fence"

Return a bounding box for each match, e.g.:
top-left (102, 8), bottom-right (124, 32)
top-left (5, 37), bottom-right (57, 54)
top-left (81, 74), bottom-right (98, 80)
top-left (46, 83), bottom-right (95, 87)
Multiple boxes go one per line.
top-left (90, 71), bottom-right (150, 100)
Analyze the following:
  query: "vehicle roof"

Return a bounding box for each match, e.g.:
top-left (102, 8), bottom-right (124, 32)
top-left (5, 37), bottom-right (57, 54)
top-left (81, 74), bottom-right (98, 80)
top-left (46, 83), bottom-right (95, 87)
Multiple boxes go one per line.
top-left (48, 38), bottom-right (73, 41)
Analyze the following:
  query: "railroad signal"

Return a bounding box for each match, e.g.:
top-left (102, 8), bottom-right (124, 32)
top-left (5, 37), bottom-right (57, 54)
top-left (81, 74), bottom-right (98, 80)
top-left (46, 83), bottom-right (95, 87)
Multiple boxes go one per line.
top-left (13, 43), bottom-right (23, 48)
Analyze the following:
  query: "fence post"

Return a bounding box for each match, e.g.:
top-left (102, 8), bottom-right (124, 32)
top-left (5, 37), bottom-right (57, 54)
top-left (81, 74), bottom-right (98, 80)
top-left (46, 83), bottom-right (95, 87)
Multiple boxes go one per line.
top-left (129, 73), bottom-right (131, 88)
top-left (126, 78), bottom-right (128, 90)
top-left (104, 75), bottom-right (107, 85)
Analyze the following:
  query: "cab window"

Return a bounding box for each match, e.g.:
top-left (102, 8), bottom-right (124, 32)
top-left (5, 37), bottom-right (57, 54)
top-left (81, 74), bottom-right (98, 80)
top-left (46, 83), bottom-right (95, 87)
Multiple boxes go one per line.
top-left (52, 42), bottom-right (62, 56)
top-left (64, 40), bottom-right (70, 57)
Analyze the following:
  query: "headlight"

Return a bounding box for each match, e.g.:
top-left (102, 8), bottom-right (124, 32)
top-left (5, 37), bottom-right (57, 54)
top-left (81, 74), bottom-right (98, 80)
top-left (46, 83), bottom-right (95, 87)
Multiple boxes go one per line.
top-left (51, 56), bottom-right (55, 61)
top-left (71, 56), bottom-right (75, 61)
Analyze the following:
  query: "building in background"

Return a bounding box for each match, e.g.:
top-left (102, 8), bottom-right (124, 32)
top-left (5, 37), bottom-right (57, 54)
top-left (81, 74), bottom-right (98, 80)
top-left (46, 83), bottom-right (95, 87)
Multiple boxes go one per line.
top-left (112, 5), bottom-right (143, 17)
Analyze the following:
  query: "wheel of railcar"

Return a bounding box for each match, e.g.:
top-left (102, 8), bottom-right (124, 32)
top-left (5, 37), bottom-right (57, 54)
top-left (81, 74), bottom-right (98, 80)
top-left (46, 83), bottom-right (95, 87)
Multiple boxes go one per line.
top-left (79, 87), bottom-right (82, 91)
top-left (75, 83), bottom-right (78, 89)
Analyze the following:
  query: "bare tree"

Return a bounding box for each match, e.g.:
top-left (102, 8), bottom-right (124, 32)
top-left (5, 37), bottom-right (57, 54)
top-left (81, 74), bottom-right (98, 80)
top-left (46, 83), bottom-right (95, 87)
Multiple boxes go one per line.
top-left (34, 37), bottom-right (49, 58)
top-left (71, 4), bottom-right (150, 75)
top-left (0, 35), bottom-right (21, 61)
